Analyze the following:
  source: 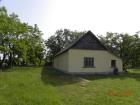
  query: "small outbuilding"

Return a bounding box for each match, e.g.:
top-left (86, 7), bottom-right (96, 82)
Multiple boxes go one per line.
top-left (54, 31), bottom-right (123, 74)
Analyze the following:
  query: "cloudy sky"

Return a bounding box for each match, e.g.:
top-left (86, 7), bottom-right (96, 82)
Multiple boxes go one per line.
top-left (0, 0), bottom-right (140, 39)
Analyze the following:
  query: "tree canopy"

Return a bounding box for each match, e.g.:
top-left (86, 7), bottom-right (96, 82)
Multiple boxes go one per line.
top-left (99, 32), bottom-right (140, 69)
top-left (0, 6), bottom-right (45, 69)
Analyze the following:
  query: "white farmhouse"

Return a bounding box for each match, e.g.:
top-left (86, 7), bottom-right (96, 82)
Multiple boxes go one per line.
top-left (54, 31), bottom-right (123, 74)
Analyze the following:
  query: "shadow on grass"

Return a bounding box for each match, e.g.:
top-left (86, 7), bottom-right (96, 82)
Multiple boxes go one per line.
top-left (41, 67), bottom-right (140, 86)
top-left (41, 66), bottom-right (81, 86)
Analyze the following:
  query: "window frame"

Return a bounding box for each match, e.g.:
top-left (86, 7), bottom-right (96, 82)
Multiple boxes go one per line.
top-left (84, 57), bottom-right (94, 68)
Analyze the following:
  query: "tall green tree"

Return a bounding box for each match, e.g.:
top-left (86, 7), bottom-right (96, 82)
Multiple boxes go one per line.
top-left (0, 6), bottom-right (45, 69)
top-left (99, 32), bottom-right (140, 69)
top-left (26, 24), bottom-right (45, 66)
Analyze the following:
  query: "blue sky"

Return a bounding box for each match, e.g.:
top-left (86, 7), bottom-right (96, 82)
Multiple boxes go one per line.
top-left (0, 0), bottom-right (140, 39)
top-left (0, 0), bottom-right (50, 39)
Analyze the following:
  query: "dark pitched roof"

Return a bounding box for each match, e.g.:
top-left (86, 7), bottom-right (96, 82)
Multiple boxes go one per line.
top-left (55, 31), bottom-right (121, 59)
top-left (71, 31), bottom-right (107, 50)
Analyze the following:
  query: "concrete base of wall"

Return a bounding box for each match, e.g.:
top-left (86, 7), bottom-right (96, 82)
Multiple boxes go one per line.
top-left (54, 68), bottom-right (124, 75)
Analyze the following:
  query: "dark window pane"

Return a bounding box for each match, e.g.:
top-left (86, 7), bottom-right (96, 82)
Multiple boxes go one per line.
top-left (111, 60), bottom-right (116, 67)
top-left (84, 57), bottom-right (94, 67)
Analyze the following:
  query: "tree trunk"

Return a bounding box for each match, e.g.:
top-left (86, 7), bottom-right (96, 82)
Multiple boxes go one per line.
top-left (8, 52), bottom-right (11, 67)
top-left (0, 52), bottom-right (6, 69)
top-left (39, 59), bottom-right (42, 66)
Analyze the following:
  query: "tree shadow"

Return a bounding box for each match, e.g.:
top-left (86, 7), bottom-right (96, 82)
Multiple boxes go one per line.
top-left (41, 66), bottom-right (81, 86)
top-left (41, 67), bottom-right (140, 87)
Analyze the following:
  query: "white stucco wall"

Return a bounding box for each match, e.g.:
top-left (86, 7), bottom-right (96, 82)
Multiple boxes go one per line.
top-left (54, 51), bottom-right (69, 72)
top-left (68, 49), bottom-right (123, 74)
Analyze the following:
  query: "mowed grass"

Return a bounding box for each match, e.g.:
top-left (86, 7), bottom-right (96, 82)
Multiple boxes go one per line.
top-left (0, 67), bottom-right (140, 105)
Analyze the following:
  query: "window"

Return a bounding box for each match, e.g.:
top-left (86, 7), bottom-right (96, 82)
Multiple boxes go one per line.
top-left (84, 57), bottom-right (94, 67)
top-left (111, 60), bottom-right (116, 67)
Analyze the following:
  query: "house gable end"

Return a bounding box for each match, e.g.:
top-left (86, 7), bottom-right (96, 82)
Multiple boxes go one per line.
top-left (71, 31), bottom-right (107, 50)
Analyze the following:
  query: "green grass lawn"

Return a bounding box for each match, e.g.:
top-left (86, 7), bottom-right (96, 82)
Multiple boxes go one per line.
top-left (0, 67), bottom-right (140, 105)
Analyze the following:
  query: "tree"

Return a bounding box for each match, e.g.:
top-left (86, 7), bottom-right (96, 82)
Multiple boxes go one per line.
top-left (99, 32), bottom-right (140, 69)
top-left (26, 24), bottom-right (45, 66)
top-left (0, 6), bottom-right (45, 69)
top-left (0, 6), bottom-right (11, 68)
